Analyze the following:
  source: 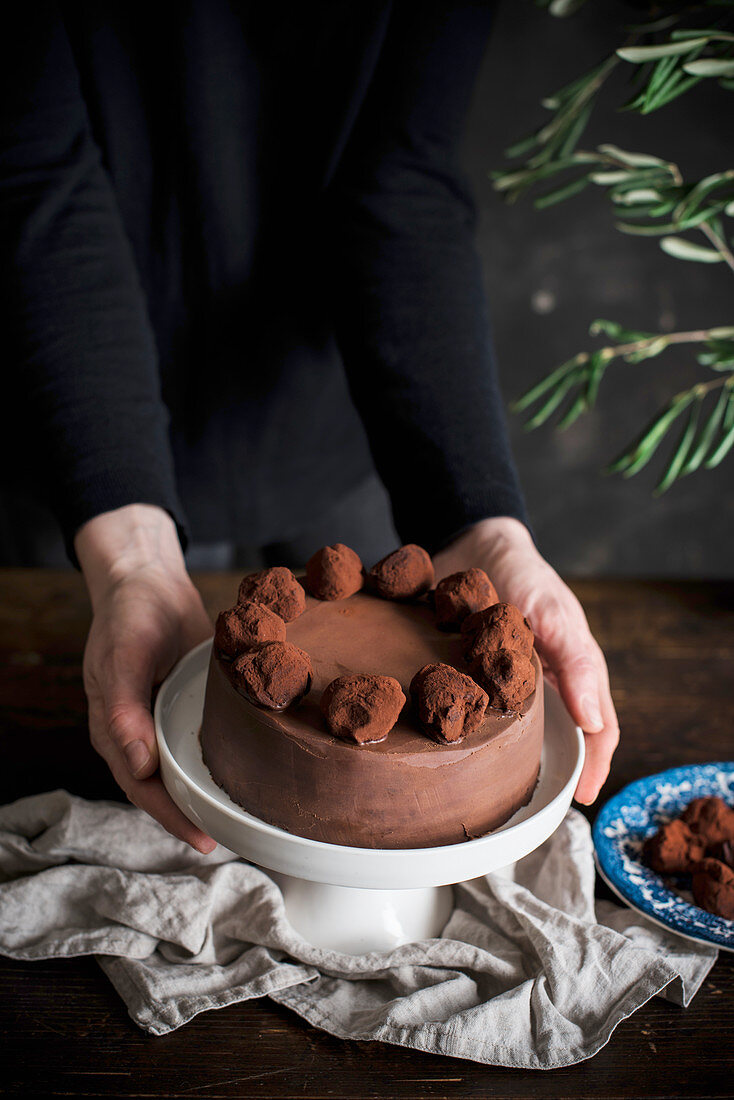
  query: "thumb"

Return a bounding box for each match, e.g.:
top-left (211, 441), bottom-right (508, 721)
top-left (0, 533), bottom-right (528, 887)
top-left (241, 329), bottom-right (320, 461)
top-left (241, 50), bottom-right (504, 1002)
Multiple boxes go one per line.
top-left (102, 649), bottom-right (160, 781)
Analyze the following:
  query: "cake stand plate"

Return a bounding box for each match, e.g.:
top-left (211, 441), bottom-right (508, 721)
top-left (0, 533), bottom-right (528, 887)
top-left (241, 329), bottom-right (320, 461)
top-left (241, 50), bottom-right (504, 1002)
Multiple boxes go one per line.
top-left (154, 640), bottom-right (584, 953)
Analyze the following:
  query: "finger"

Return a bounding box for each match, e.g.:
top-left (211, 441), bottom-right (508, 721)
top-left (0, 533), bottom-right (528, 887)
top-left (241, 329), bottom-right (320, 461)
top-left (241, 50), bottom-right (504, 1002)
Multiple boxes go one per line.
top-left (530, 600), bottom-right (619, 804)
top-left (89, 698), bottom-right (216, 853)
top-left (574, 664), bottom-right (620, 806)
top-left (99, 643), bottom-right (163, 780)
top-left (528, 587), bottom-right (603, 730)
top-left (554, 649), bottom-right (605, 736)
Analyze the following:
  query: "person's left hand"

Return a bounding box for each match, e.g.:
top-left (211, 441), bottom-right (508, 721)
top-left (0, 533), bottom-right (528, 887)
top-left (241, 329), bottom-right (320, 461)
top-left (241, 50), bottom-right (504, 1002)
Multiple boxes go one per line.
top-left (432, 516), bottom-right (619, 805)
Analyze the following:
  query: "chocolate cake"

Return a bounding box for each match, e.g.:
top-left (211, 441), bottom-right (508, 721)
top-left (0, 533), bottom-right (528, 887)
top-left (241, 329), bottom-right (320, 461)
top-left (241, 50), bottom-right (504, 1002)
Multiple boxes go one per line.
top-left (200, 553), bottom-right (544, 849)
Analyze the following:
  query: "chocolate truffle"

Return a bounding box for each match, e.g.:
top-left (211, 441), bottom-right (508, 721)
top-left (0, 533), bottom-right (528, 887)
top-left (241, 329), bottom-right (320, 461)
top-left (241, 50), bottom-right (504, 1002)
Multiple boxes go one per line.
top-left (320, 673), bottom-right (406, 744)
top-left (470, 647), bottom-right (536, 711)
top-left (707, 839), bottom-right (734, 870)
top-left (238, 566), bottom-right (306, 622)
top-left (680, 796), bottom-right (734, 845)
top-left (231, 641), bottom-right (312, 710)
top-left (691, 858), bottom-right (734, 920)
top-left (368, 544), bottom-right (434, 601)
top-left (433, 568), bottom-right (499, 631)
top-left (214, 601), bottom-right (286, 659)
top-left (410, 663), bottom-right (488, 745)
top-left (642, 818), bottom-right (706, 875)
top-left (461, 602), bottom-right (534, 662)
top-left (305, 543), bottom-right (364, 601)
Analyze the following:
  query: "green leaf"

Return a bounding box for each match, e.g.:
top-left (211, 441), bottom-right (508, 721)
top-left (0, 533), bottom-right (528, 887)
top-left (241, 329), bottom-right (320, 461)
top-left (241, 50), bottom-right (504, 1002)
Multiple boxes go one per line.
top-left (523, 371), bottom-right (581, 430)
top-left (616, 203), bottom-right (731, 237)
top-left (504, 133), bottom-right (540, 160)
top-left (725, 390), bottom-right (734, 432)
top-left (590, 170), bottom-right (632, 184)
top-left (638, 59), bottom-right (687, 113)
top-left (588, 319), bottom-right (655, 341)
top-left (670, 28), bottom-right (734, 40)
top-left (630, 15), bottom-right (681, 35)
top-left (623, 337), bottom-right (669, 363)
top-left (709, 327), bottom-right (734, 339)
top-left (675, 170), bottom-right (734, 220)
top-left (559, 101), bottom-right (594, 157)
top-left (644, 52), bottom-right (680, 94)
top-left (597, 144), bottom-right (667, 168)
top-left (683, 58), bottom-right (734, 76)
top-left (492, 156), bottom-right (587, 192)
top-left (549, 0), bottom-right (588, 15)
top-left (643, 73), bottom-right (705, 112)
top-left (557, 391), bottom-right (588, 429)
top-left (617, 39), bottom-right (710, 62)
top-left (540, 66), bottom-right (603, 112)
top-left (659, 236), bottom-right (725, 262)
top-left (585, 350), bottom-right (609, 407)
top-left (655, 396), bottom-right (703, 493)
top-left (698, 338), bottom-right (734, 368)
top-left (511, 355), bottom-right (584, 412)
top-left (612, 188), bottom-right (663, 205)
top-left (534, 176), bottom-right (590, 208)
top-left (681, 386), bottom-right (730, 474)
top-left (609, 392), bottom-right (696, 477)
top-left (704, 418), bottom-right (734, 468)
top-left (607, 170), bottom-right (674, 196)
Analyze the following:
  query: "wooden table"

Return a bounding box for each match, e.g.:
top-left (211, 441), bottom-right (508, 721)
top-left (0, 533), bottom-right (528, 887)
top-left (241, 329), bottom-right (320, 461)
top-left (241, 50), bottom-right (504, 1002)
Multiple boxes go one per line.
top-left (1, 571), bottom-right (732, 1098)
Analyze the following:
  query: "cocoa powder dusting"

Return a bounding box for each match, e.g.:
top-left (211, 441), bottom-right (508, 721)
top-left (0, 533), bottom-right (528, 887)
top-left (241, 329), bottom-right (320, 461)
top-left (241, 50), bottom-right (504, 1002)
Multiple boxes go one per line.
top-left (214, 600), bottom-right (286, 659)
top-left (410, 662), bottom-right (488, 744)
top-left (237, 566), bottom-right (305, 622)
top-left (232, 641), bottom-right (312, 709)
top-left (461, 602), bottom-right (534, 662)
top-left (320, 673), bottom-right (406, 744)
top-left (305, 543), bottom-right (364, 601)
top-left (433, 568), bottom-right (498, 631)
top-left (368, 544), bottom-right (434, 601)
top-left (469, 647), bottom-right (536, 711)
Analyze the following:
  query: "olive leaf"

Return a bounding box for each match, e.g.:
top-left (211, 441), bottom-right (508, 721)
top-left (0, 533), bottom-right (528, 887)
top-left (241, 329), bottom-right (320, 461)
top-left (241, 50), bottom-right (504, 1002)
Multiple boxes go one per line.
top-left (609, 391), bottom-right (697, 477)
top-left (681, 386), bottom-right (730, 474)
top-left (654, 396), bottom-right (703, 493)
top-left (684, 58), bottom-right (734, 76)
top-left (659, 236), bottom-right (725, 261)
top-left (617, 38), bottom-right (710, 62)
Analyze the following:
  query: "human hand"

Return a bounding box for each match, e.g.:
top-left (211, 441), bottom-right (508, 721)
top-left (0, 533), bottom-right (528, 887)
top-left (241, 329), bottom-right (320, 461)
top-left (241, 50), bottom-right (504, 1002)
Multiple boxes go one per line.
top-left (433, 516), bottom-right (619, 805)
top-left (75, 504), bottom-right (216, 852)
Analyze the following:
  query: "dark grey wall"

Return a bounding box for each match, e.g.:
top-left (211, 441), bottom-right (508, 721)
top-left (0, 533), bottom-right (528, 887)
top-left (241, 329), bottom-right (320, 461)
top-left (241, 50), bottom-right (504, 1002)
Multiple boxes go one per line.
top-left (464, 1), bottom-right (733, 577)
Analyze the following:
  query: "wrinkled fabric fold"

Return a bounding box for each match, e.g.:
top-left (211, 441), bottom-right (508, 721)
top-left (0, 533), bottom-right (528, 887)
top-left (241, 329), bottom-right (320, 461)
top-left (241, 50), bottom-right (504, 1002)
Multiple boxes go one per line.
top-left (0, 790), bottom-right (716, 1067)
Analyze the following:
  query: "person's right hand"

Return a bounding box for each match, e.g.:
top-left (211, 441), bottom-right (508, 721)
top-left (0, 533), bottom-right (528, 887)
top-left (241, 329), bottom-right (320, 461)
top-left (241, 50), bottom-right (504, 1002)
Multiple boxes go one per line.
top-left (75, 504), bottom-right (216, 853)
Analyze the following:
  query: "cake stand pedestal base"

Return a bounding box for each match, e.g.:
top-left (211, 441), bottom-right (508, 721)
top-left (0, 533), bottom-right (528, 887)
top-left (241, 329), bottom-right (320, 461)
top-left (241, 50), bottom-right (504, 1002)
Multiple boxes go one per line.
top-left (267, 871), bottom-right (455, 953)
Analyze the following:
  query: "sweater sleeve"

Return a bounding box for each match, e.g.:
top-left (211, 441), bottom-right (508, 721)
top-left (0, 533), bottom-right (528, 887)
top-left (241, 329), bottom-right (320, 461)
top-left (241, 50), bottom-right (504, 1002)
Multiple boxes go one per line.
top-left (326, 0), bottom-right (528, 554)
top-left (1, 7), bottom-right (187, 562)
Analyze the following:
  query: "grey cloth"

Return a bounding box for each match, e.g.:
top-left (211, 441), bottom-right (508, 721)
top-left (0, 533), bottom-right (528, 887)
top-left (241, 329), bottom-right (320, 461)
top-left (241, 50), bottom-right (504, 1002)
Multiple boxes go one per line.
top-left (0, 790), bottom-right (716, 1068)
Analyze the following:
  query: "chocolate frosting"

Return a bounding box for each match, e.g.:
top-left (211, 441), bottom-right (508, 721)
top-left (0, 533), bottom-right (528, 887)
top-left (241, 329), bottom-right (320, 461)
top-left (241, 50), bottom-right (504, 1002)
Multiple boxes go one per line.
top-left (200, 589), bottom-right (543, 848)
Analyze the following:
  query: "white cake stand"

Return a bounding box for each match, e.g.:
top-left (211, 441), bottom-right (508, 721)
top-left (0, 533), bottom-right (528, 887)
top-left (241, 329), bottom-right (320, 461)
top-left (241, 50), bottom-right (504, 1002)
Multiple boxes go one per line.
top-left (154, 640), bottom-right (584, 954)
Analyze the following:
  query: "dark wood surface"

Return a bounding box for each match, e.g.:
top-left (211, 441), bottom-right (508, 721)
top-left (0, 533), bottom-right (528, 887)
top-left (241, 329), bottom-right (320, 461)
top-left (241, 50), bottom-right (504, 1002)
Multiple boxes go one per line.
top-left (1, 571), bottom-right (732, 1099)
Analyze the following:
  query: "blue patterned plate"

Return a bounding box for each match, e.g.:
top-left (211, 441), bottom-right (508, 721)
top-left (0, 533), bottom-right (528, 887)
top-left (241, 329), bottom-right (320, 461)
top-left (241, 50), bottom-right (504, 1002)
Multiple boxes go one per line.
top-left (593, 762), bottom-right (734, 952)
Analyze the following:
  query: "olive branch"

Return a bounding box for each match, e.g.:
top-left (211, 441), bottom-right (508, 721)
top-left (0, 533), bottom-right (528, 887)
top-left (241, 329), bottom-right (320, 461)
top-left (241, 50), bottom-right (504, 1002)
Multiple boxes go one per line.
top-left (493, 0), bottom-right (734, 493)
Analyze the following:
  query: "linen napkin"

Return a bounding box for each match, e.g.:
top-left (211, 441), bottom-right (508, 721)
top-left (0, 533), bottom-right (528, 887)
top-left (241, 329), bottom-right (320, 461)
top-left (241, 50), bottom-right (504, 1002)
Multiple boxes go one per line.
top-left (0, 789), bottom-right (716, 1069)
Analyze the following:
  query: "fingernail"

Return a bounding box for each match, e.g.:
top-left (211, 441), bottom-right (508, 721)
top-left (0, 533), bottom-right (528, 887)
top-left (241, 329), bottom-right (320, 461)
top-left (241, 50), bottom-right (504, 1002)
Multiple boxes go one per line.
top-left (580, 695), bottom-right (603, 732)
top-left (197, 837), bottom-right (217, 854)
top-left (125, 740), bottom-right (151, 776)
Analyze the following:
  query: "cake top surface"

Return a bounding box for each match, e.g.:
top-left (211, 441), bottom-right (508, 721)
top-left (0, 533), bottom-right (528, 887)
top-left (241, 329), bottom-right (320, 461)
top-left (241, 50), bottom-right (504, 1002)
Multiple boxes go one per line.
top-left (215, 585), bottom-right (539, 762)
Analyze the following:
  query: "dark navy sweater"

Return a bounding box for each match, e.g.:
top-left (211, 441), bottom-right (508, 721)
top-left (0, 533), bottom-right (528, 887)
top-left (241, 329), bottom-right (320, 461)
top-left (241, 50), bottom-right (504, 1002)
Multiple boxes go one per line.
top-left (1, 0), bottom-right (527, 559)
